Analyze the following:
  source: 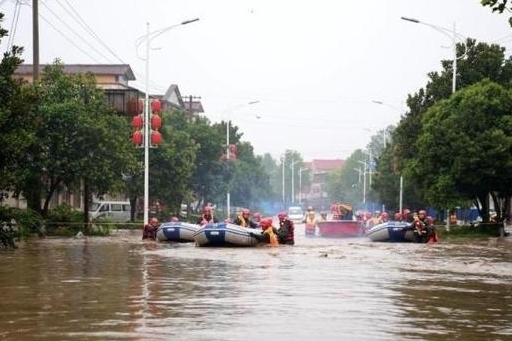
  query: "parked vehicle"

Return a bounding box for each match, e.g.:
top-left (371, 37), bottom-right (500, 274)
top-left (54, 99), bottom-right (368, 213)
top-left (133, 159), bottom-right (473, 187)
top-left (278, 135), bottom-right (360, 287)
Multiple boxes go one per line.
top-left (88, 201), bottom-right (131, 223)
top-left (287, 206), bottom-right (304, 223)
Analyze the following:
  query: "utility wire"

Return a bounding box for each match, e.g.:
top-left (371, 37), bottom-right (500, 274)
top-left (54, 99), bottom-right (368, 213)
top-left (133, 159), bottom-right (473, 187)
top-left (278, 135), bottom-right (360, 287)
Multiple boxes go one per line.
top-left (59, 0), bottom-right (127, 64)
top-left (39, 1), bottom-right (115, 63)
top-left (6, 0), bottom-right (22, 51)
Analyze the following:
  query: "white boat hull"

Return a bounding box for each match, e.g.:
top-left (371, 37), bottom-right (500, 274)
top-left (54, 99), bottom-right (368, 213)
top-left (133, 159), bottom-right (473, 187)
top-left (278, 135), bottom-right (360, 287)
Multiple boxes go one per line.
top-left (156, 222), bottom-right (200, 242)
top-left (192, 222), bottom-right (261, 247)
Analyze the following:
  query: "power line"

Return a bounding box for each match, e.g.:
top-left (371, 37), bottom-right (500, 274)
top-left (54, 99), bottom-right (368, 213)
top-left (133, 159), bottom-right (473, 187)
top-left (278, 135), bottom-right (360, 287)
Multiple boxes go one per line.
top-left (58, 0), bottom-right (127, 64)
top-left (39, 1), bottom-right (116, 63)
top-left (5, 0), bottom-right (23, 52)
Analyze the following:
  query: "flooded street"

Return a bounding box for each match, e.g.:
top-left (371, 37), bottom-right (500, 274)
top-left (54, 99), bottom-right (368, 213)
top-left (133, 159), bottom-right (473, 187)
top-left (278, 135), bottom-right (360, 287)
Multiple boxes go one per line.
top-left (0, 225), bottom-right (511, 341)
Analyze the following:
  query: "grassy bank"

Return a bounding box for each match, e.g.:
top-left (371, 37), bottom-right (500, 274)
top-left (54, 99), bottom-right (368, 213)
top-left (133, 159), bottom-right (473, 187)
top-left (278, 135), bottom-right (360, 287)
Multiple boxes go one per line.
top-left (436, 223), bottom-right (509, 239)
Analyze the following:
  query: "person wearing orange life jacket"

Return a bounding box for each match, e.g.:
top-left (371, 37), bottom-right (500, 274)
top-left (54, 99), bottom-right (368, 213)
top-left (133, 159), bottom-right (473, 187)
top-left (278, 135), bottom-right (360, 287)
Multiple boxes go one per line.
top-left (262, 218), bottom-right (279, 246)
top-left (247, 217), bottom-right (278, 245)
top-left (304, 210), bottom-right (318, 236)
top-left (277, 212), bottom-right (295, 245)
top-left (366, 210), bottom-right (382, 230)
top-left (250, 217), bottom-right (279, 245)
top-left (197, 206), bottom-right (218, 226)
top-left (233, 208), bottom-right (259, 228)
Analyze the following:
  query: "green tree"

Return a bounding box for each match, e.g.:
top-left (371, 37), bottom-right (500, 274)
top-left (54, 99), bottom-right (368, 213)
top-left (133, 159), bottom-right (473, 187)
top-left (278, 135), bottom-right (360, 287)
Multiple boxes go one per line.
top-left (149, 108), bottom-right (198, 215)
top-left (389, 39), bottom-right (512, 214)
top-left (259, 153), bottom-right (281, 204)
top-left (0, 13), bottom-right (42, 206)
top-left (415, 80), bottom-right (512, 220)
top-left (481, 0), bottom-right (512, 26)
top-left (228, 141), bottom-right (270, 210)
top-left (279, 150), bottom-right (304, 207)
top-left (326, 149), bottom-right (366, 207)
top-left (188, 116), bottom-right (225, 211)
top-left (8, 61), bottom-right (137, 224)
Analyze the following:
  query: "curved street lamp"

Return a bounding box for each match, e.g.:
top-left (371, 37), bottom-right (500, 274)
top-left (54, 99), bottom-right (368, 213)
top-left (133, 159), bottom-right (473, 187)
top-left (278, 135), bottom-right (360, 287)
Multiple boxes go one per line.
top-left (401, 16), bottom-right (467, 93)
top-left (136, 18), bottom-right (199, 226)
top-left (290, 160), bottom-right (300, 204)
top-left (401, 16), bottom-right (467, 231)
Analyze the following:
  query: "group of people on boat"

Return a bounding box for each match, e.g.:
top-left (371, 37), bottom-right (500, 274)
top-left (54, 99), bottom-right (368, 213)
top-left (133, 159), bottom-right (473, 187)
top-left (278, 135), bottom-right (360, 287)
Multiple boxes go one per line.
top-left (228, 207), bottom-right (295, 246)
top-left (355, 208), bottom-right (438, 243)
top-left (142, 205), bottom-right (295, 245)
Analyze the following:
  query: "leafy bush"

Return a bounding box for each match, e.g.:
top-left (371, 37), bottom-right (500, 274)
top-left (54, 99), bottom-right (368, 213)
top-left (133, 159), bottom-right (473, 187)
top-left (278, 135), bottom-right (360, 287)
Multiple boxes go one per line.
top-left (440, 223), bottom-right (507, 238)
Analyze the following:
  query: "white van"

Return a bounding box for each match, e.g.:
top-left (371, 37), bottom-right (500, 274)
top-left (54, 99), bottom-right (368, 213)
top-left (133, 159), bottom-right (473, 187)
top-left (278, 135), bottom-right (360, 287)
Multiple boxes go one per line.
top-left (287, 206), bottom-right (304, 223)
top-left (89, 201), bottom-right (131, 223)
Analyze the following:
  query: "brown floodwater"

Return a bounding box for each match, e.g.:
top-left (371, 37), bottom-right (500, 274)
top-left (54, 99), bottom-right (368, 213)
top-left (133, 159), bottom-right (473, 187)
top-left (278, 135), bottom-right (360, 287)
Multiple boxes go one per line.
top-left (0, 225), bottom-right (511, 341)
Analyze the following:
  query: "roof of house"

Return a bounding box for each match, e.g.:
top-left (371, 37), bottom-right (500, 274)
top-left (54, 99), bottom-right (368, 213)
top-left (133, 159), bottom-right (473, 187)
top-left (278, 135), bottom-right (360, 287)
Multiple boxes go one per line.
top-left (183, 100), bottom-right (205, 113)
top-left (15, 64), bottom-right (136, 81)
top-left (310, 159), bottom-right (345, 172)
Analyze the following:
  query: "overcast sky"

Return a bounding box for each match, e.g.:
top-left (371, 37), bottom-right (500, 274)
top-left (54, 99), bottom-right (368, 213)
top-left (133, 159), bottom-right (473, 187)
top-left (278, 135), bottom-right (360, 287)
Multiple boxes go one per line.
top-left (2, 0), bottom-right (512, 161)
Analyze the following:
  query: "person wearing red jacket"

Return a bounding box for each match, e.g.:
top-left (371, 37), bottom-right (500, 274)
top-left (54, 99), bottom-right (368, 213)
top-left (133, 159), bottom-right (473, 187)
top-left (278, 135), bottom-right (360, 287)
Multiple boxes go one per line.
top-left (277, 212), bottom-right (295, 245)
top-left (142, 217), bottom-right (159, 240)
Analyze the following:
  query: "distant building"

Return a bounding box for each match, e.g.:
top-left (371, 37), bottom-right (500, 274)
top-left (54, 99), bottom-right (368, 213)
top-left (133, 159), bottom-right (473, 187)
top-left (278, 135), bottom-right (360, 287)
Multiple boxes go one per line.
top-left (302, 159), bottom-right (345, 210)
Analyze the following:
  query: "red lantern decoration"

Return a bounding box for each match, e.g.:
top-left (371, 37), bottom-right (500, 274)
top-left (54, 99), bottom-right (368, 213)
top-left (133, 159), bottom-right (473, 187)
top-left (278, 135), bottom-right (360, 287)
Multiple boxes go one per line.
top-left (228, 144), bottom-right (237, 160)
top-left (151, 114), bottom-right (162, 130)
top-left (136, 99), bottom-right (144, 113)
top-left (151, 99), bottom-right (161, 113)
top-left (132, 115), bottom-right (143, 130)
top-left (132, 130), bottom-right (143, 146)
top-left (151, 131), bottom-right (162, 146)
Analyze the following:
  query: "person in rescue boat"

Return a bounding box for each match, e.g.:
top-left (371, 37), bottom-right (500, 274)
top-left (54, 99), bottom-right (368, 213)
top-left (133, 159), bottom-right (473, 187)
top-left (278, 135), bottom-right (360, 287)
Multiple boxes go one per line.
top-left (304, 209), bottom-right (318, 236)
top-left (365, 210), bottom-right (383, 230)
top-left (233, 208), bottom-right (259, 228)
top-left (197, 206), bottom-right (218, 226)
top-left (249, 217), bottom-right (279, 245)
top-left (277, 212), bottom-right (295, 245)
top-left (252, 211), bottom-right (262, 225)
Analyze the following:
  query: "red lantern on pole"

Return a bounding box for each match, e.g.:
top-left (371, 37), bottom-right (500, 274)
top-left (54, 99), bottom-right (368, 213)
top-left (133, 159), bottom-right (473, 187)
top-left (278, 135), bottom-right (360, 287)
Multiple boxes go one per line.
top-left (132, 130), bottom-right (143, 146)
top-left (151, 114), bottom-right (162, 130)
top-left (151, 131), bottom-right (162, 146)
top-left (151, 99), bottom-right (161, 113)
top-left (229, 144), bottom-right (237, 160)
top-left (136, 99), bottom-right (144, 113)
top-left (132, 115), bottom-right (143, 130)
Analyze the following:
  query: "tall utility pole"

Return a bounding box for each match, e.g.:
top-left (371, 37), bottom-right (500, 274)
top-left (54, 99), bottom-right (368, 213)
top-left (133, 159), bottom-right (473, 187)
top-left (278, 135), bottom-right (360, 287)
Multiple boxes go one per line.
top-left (281, 154), bottom-right (286, 210)
top-left (33, 0), bottom-right (39, 80)
top-left (181, 95), bottom-right (201, 113)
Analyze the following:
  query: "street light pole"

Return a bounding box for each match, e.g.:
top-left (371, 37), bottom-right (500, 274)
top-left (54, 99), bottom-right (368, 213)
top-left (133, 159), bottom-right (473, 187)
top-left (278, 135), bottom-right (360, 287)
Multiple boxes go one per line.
top-left (282, 154), bottom-right (286, 210)
top-left (372, 100), bottom-right (405, 216)
top-left (401, 16), bottom-right (466, 94)
top-left (357, 160), bottom-right (367, 205)
top-left (137, 18), bottom-right (199, 226)
top-left (290, 160), bottom-right (300, 204)
top-left (225, 100), bottom-right (259, 219)
top-left (401, 16), bottom-right (466, 231)
top-left (299, 167), bottom-right (308, 205)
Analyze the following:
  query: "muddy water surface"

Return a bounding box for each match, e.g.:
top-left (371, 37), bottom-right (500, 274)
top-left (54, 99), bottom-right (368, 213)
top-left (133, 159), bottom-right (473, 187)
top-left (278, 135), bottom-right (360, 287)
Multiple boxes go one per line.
top-left (0, 226), bottom-right (511, 341)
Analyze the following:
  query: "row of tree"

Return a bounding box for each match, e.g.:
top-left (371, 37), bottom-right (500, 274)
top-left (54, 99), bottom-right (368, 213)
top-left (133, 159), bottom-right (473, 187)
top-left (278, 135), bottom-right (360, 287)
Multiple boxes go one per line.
top-left (1, 12), bottom-right (303, 228)
top-left (326, 36), bottom-right (512, 222)
top-left (3, 5), bottom-right (512, 227)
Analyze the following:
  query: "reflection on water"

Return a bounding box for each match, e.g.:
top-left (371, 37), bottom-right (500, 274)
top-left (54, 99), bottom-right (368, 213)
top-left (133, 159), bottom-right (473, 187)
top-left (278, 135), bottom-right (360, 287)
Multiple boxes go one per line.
top-left (0, 227), bottom-right (511, 341)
